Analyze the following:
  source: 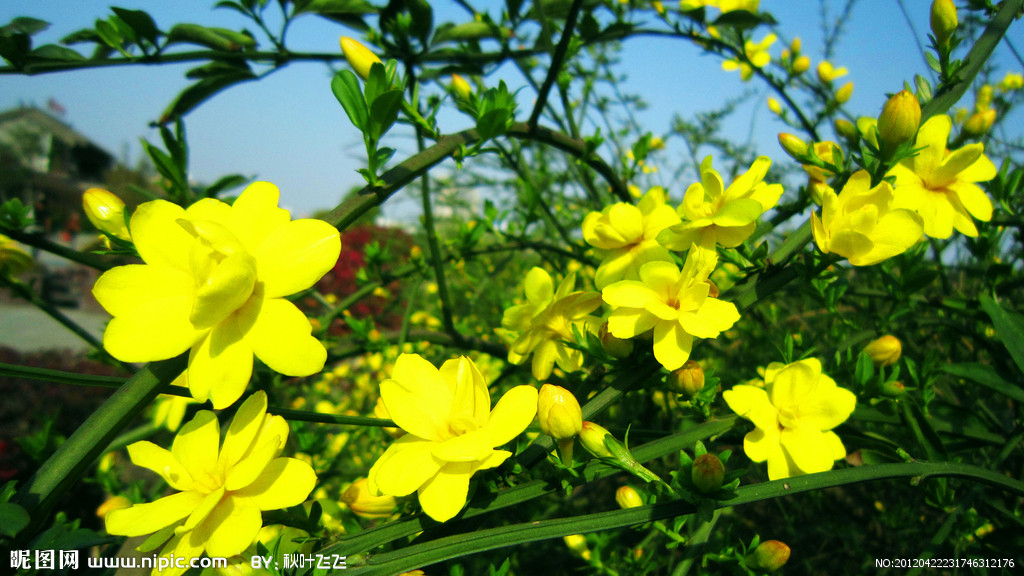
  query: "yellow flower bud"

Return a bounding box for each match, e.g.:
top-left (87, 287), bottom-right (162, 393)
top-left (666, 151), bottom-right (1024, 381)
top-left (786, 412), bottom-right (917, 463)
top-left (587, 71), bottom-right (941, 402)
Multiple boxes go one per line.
top-left (579, 421), bottom-right (614, 458)
top-left (667, 360), bottom-right (705, 397)
top-left (747, 540), bottom-right (791, 572)
top-left (778, 133), bottom-right (808, 160)
top-left (976, 84), bottom-right (994, 110)
top-left (563, 535), bottom-right (591, 560)
top-left (599, 322), bottom-right (634, 359)
top-left (790, 37), bottom-right (802, 53)
top-left (450, 74), bottom-right (472, 100)
top-left (835, 81), bottom-right (854, 104)
top-left (963, 108), bottom-right (996, 135)
top-left (653, 1), bottom-right (665, 15)
top-left (691, 453), bottom-right (725, 493)
top-left (998, 71), bottom-right (1023, 92)
top-left (649, 136), bottom-right (666, 150)
top-left (342, 478), bottom-right (398, 519)
top-left (340, 36), bottom-right (382, 81)
top-left (538, 384), bottom-right (583, 440)
top-left (882, 380), bottom-right (906, 397)
top-left (792, 55), bottom-right (810, 74)
top-left (834, 118), bottom-right (858, 143)
top-left (863, 335), bottom-right (901, 367)
top-left (816, 61), bottom-right (847, 83)
top-left (96, 496), bottom-right (132, 519)
top-left (877, 90), bottom-right (921, 154)
top-left (767, 97), bottom-right (782, 115)
top-left (930, 0), bottom-right (958, 47)
top-left (615, 486), bottom-right (643, 509)
top-left (82, 188), bottom-right (130, 241)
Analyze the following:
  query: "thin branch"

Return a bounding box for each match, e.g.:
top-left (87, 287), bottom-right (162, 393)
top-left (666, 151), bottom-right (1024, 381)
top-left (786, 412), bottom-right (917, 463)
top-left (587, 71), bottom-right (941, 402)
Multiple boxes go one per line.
top-left (527, 0), bottom-right (586, 129)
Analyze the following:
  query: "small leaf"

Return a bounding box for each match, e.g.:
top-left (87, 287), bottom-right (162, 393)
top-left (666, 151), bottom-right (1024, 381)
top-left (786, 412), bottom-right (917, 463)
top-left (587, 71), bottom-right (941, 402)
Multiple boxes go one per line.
top-left (111, 7), bottom-right (160, 45)
top-left (368, 89), bottom-right (403, 140)
top-left (331, 69), bottom-right (369, 132)
top-left (898, 399), bottom-right (947, 461)
top-left (161, 72), bottom-right (254, 121)
top-left (0, 502), bottom-right (30, 537)
top-left (28, 44), bottom-right (85, 62)
top-left (0, 17), bottom-right (50, 36)
top-left (979, 294), bottom-right (1024, 374)
top-left (941, 363), bottom-right (1024, 403)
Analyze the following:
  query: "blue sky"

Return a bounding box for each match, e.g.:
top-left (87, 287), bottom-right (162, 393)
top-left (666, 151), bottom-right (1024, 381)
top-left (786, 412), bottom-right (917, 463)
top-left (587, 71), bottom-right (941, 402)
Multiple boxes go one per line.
top-left (1, 1), bottom-right (1021, 218)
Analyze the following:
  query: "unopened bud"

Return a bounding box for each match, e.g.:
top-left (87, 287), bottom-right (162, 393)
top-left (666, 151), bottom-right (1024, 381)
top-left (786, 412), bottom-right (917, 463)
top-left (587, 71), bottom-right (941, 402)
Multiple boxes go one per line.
top-left (340, 36), bottom-right (382, 80)
top-left (0, 234), bottom-right (33, 277)
top-left (668, 360), bottom-right (705, 397)
top-left (691, 453), bottom-right (725, 494)
top-left (600, 322), bottom-right (634, 359)
top-left (778, 133), bottom-right (808, 160)
top-left (834, 118), bottom-right (858, 143)
top-left (863, 335), bottom-right (901, 367)
top-left (930, 0), bottom-right (958, 47)
top-left (615, 486), bottom-right (643, 509)
top-left (82, 188), bottom-right (130, 241)
top-left (342, 478), bottom-right (398, 519)
top-left (767, 97), bottom-right (782, 115)
top-left (538, 384), bottom-right (583, 452)
top-left (579, 421), bottom-right (614, 458)
top-left (877, 90), bottom-right (921, 155)
top-left (881, 380), bottom-right (906, 397)
top-left (976, 84), bottom-right (994, 110)
top-left (747, 540), bottom-right (791, 572)
top-left (792, 55), bottom-right (810, 74)
top-left (816, 61), bottom-right (847, 84)
top-left (835, 81), bottom-right (853, 104)
top-left (450, 74), bottom-right (472, 100)
top-left (963, 108), bottom-right (996, 135)
top-left (564, 535), bottom-right (591, 560)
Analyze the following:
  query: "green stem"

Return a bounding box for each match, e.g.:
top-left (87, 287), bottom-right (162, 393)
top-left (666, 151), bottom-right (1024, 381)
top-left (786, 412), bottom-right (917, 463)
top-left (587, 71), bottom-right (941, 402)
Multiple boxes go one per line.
top-left (3, 229), bottom-right (116, 271)
top-left (527, 0), bottom-right (584, 129)
top-left (339, 461), bottom-right (1024, 575)
top-left (12, 355), bottom-right (186, 543)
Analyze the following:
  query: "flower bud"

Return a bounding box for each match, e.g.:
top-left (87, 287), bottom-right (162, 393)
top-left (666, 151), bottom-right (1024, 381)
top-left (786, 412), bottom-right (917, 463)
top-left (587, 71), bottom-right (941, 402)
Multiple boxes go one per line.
top-left (835, 81), bottom-right (853, 104)
top-left (615, 486), bottom-right (643, 509)
top-left (579, 421), bottom-right (614, 458)
top-left (706, 280), bottom-right (720, 298)
top-left (342, 478), bottom-right (398, 519)
top-left (834, 118), bottom-right (858, 143)
top-left (599, 322), bottom-right (633, 359)
top-left (96, 495), bottom-right (132, 519)
top-left (863, 335), bottom-right (901, 367)
top-left (82, 188), bottom-right (130, 241)
top-left (930, 0), bottom-right (958, 47)
top-left (975, 84), bottom-right (994, 110)
top-left (747, 540), bottom-right (791, 572)
top-left (778, 133), bottom-right (808, 160)
top-left (816, 61), bottom-right (847, 84)
top-left (691, 453), bottom-right (725, 494)
top-left (877, 90), bottom-right (921, 155)
top-left (881, 380), bottom-right (906, 397)
top-left (667, 360), bottom-right (705, 397)
top-left (450, 74), bottom-right (472, 100)
top-left (0, 234), bottom-right (33, 278)
top-left (340, 36), bottom-right (382, 81)
top-left (538, 384), bottom-right (583, 440)
top-left (792, 55), bottom-right (810, 74)
top-left (563, 535), bottom-right (591, 560)
top-left (767, 97), bottom-right (782, 115)
top-left (963, 108), bottom-right (996, 135)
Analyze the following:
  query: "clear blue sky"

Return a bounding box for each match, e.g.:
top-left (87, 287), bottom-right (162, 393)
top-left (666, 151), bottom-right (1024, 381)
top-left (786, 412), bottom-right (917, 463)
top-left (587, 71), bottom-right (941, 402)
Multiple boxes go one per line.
top-left (1, 1), bottom-right (1021, 218)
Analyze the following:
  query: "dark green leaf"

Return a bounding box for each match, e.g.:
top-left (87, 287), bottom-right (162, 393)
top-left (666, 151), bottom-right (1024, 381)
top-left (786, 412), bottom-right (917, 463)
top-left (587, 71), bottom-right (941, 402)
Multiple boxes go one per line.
top-left (203, 174), bottom-right (250, 198)
top-left (898, 400), bottom-right (947, 461)
top-left (331, 69), bottom-right (369, 132)
top-left (0, 502), bottom-right (29, 537)
top-left (0, 17), bottom-right (50, 36)
top-left (185, 59), bottom-right (253, 79)
top-left (979, 294), bottom-right (1024, 374)
top-left (0, 32), bottom-right (31, 67)
top-left (369, 89), bottom-right (403, 140)
top-left (941, 363), bottom-right (1024, 403)
top-left (711, 10), bottom-right (775, 29)
top-left (28, 44), bottom-right (85, 62)
top-left (166, 23), bottom-right (253, 51)
top-left (161, 72), bottom-right (254, 121)
top-left (111, 7), bottom-right (160, 44)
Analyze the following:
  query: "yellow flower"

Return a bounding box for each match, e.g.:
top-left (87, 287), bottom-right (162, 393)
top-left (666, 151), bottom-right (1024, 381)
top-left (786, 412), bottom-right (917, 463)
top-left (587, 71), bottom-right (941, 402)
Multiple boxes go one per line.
top-left (888, 115), bottom-right (997, 238)
top-left (339, 36), bottom-right (381, 81)
top-left (816, 61), bottom-right (848, 84)
top-left (583, 187), bottom-right (680, 289)
top-left (723, 358), bottom-right (856, 480)
top-left (792, 55), bottom-right (810, 74)
top-left (811, 171), bottom-right (923, 266)
top-left (105, 392), bottom-right (316, 574)
top-left (963, 108), bottom-right (996, 135)
top-left (603, 247), bottom-right (740, 371)
top-left (342, 478), bottom-right (398, 519)
top-left (83, 188), bottom-right (131, 241)
top-left (92, 182), bottom-right (341, 408)
top-left (659, 156), bottom-right (784, 251)
top-left (450, 74), bottom-right (472, 99)
top-left (722, 34), bottom-right (776, 81)
top-left (997, 71), bottom-right (1023, 92)
top-left (863, 335), bottom-right (901, 367)
top-left (501, 268), bottom-right (602, 380)
top-left (367, 354), bottom-right (538, 522)
top-left (0, 234), bottom-right (33, 278)
top-left (801, 141), bottom-right (842, 182)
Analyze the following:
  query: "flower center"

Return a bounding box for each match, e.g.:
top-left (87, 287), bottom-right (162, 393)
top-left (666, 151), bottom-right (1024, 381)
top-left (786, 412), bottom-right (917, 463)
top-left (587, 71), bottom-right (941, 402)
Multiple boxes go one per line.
top-left (180, 219), bottom-right (259, 329)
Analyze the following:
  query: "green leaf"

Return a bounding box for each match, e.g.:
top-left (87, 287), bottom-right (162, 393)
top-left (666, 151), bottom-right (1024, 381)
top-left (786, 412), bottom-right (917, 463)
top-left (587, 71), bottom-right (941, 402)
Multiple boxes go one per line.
top-left (898, 400), bottom-right (948, 461)
top-left (203, 174), bottom-right (250, 198)
top-left (166, 23), bottom-right (254, 51)
top-left (28, 44), bottom-right (85, 62)
top-left (111, 7), bottom-right (160, 45)
top-left (0, 502), bottom-right (29, 537)
top-left (368, 90), bottom-right (403, 140)
top-left (332, 69), bottom-right (369, 132)
top-left (979, 294), bottom-right (1024, 374)
top-left (161, 72), bottom-right (254, 121)
top-left (0, 17), bottom-right (50, 36)
top-left (941, 363), bottom-right (1024, 403)
top-left (711, 9), bottom-right (776, 29)
top-left (476, 109), bottom-right (510, 141)
top-left (433, 21), bottom-right (499, 44)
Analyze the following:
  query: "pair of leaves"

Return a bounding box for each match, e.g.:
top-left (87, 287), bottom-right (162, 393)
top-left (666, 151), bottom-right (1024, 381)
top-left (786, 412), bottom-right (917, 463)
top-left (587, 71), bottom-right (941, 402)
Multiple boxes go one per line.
top-left (331, 64), bottom-right (403, 142)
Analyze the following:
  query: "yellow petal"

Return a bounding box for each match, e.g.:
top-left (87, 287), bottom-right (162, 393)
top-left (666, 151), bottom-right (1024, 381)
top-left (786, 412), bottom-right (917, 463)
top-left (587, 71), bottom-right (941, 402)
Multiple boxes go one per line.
top-left (183, 486), bottom-right (225, 531)
top-left (524, 267), bottom-right (554, 305)
top-left (848, 210), bottom-right (922, 266)
top-left (254, 219), bottom-right (341, 299)
top-left (680, 297), bottom-right (740, 338)
top-left (742, 426), bottom-right (781, 464)
top-left (780, 427), bottom-right (836, 475)
top-left (227, 181), bottom-right (291, 253)
top-left (715, 222), bottom-right (757, 248)
top-left (225, 435), bottom-right (280, 491)
top-left (712, 198), bottom-right (763, 227)
top-left (92, 264), bottom-right (192, 319)
top-left (105, 492), bottom-right (204, 537)
top-left (368, 436), bottom-right (443, 497)
top-left (417, 462), bottom-right (474, 522)
top-left (932, 143), bottom-right (983, 185)
top-left (131, 200), bottom-right (193, 273)
top-left (652, 320), bottom-right (693, 371)
top-left (231, 457), bottom-right (316, 510)
top-left (949, 181), bottom-right (993, 222)
top-left (602, 281), bottom-right (657, 310)
top-left (822, 430), bottom-right (847, 460)
top-left (193, 497), bottom-right (262, 558)
top-left (184, 197), bottom-right (231, 223)
top-left (607, 307), bottom-right (657, 339)
top-left (442, 356), bottom-right (491, 429)
top-left (240, 297), bottom-right (326, 377)
top-left (723, 385), bottom-right (778, 431)
top-left (912, 115), bottom-right (951, 174)
top-left (432, 430), bottom-right (494, 462)
top-left (797, 375), bottom-right (856, 430)
top-left (766, 447), bottom-right (801, 481)
top-left (188, 317), bottom-right (253, 410)
top-left (172, 411), bottom-right (220, 481)
top-left (380, 353), bottom-right (453, 441)
top-left (638, 260), bottom-right (681, 293)
top-left (126, 441), bottom-right (193, 491)
top-left (769, 358), bottom-right (821, 409)
top-left (189, 251), bottom-right (257, 329)
top-left (219, 391), bottom-right (268, 470)
top-left (481, 385), bottom-right (539, 447)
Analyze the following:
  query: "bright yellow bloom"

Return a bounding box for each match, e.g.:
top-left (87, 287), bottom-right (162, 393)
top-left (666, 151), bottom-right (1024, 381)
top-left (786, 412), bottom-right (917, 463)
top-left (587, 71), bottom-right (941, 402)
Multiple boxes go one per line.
top-left (811, 171), bottom-right (923, 266)
top-left (888, 115), bottom-right (996, 238)
top-left (723, 358), bottom-right (856, 480)
top-left (816, 61), bottom-right (847, 84)
top-left (863, 335), bottom-right (901, 367)
top-left (339, 36), bottom-right (381, 80)
top-left (603, 247), bottom-right (740, 371)
top-left (582, 187), bottom-right (680, 289)
top-left (105, 392), bottom-right (316, 574)
top-left (997, 71), bottom-right (1023, 92)
top-left (963, 108), bottom-right (996, 135)
top-left (342, 478), bottom-right (398, 519)
top-left (501, 268), bottom-right (602, 379)
top-left (717, 0), bottom-right (760, 11)
top-left (0, 234), bottom-right (33, 278)
top-left (92, 182), bottom-right (341, 408)
top-left (722, 34), bottom-right (776, 81)
top-left (659, 156), bottom-right (783, 250)
top-left (367, 354), bottom-right (538, 522)
top-left (83, 188), bottom-right (131, 241)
